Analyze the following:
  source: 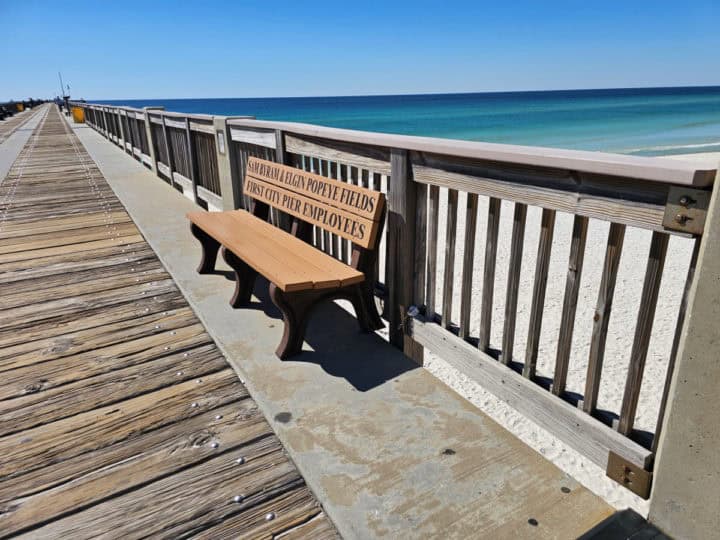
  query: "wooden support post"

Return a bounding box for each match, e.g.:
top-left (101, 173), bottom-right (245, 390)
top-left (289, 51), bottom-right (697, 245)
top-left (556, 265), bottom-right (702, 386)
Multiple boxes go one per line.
top-left (649, 178), bottom-right (720, 539)
top-left (185, 117), bottom-right (199, 204)
top-left (124, 111), bottom-right (135, 156)
top-left (387, 148), bottom-right (423, 363)
top-left (161, 115), bottom-right (175, 184)
top-left (143, 107), bottom-right (164, 175)
top-left (117, 108), bottom-right (127, 150)
top-left (214, 116), bottom-right (239, 210)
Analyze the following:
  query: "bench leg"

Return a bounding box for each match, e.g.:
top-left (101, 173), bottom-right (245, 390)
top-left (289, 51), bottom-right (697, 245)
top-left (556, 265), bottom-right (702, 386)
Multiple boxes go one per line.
top-left (354, 283), bottom-right (384, 332)
top-left (222, 247), bottom-right (258, 308)
top-left (190, 223), bottom-right (220, 274)
top-left (269, 284), bottom-right (311, 359)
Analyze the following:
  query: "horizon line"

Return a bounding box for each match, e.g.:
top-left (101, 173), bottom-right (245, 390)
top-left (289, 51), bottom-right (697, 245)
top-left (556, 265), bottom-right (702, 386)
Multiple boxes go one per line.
top-left (85, 83), bottom-right (720, 103)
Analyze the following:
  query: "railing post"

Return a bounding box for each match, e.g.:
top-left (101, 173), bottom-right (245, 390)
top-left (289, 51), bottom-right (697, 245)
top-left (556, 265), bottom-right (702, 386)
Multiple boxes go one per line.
top-left (143, 106), bottom-right (164, 176)
top-left (648, 175), bottom-right (720, 538)
top-left (184, 117), bottom-right (199, 204)
top-left (213, 116), bottom-right (247, 210)
top-left (117, 108), bottom-right (126, 150)
top-left (161, 115), bottom-right (175, 185)
top-left (387, 148), bottom-right (424, 363)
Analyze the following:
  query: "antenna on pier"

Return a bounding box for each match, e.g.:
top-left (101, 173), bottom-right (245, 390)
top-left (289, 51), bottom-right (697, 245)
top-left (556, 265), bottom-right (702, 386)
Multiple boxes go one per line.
top-left (58, 72), bottom-right (65, 99)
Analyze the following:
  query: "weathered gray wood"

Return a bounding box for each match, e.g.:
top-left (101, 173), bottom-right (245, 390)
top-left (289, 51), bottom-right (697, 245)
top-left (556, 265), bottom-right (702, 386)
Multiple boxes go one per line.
top-left (583, 223), bottom-right (626, 414)
top-left (478, 197), bottom-right (501, 351)
top-left (229, 126), bottom-right (277, 148)
top-left (501, 203), bottom-right (527, 364)
top-left (441, 189), bottom-right (459, 328)
top-left (425, 185), bottom-right (440, 316)
top-left (184, 117), bottom-right (199, 203)
top-left (387, 149), bottom-right (421, 361)
top-left (652, 239), bottom-right (699, 453)
top-left (409, 315), bottom-right (653, 470)
top-left (227, 117), bottom-right (716, 187)
top-left (281, 133), bottom-right (391, 176)
top-left (617, 231), bottom-right (670, 435)
top-left (414, 182), bottom-right (428, 307)
top-left (552, 215), bottom-right (589, 396)
top-left (161, 115), bottom-right (175, 179)
top-left (459, 193), bottom-right (478, 339)
top-left (523, 208), bottom-right (556, 378)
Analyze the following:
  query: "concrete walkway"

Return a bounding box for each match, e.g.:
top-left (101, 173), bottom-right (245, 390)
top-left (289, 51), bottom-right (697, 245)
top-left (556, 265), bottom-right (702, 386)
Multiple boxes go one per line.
top-left (71, 120), bottom-right (615, 539)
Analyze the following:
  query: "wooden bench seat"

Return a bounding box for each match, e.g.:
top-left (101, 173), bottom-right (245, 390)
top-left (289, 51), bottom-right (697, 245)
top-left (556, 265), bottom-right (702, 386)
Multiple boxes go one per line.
top-left (187, 157), bottom-right (386, 358)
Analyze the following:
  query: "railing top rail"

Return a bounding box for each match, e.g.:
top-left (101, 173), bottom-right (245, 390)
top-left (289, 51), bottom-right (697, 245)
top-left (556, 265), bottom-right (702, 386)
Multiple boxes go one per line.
top-left (226, 118), bottom-right (716, 187)
top-left (70, 101), bottom-right (717, 187)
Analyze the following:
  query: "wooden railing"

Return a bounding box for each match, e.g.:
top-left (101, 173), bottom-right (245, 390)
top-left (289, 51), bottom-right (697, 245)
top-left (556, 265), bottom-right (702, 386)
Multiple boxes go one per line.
top-left (71, 100), bottom-right (717, 502)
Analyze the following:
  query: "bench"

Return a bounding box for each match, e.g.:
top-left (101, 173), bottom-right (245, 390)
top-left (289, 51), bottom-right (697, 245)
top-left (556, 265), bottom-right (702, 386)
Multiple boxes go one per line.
top-left (187, 157), bottom-right (386, 358)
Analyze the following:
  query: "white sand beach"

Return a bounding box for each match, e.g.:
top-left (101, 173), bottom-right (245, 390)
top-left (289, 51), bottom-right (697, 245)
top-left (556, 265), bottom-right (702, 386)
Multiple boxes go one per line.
top-left (369, 151), bottom-right (718, 515)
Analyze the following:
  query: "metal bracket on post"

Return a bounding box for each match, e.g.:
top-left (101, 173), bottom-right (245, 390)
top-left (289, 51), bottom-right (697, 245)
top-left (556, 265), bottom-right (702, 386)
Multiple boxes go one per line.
top-left (663, 186), bottom-right (710, 236)
top-left (606, 451), bottom-right (653, 499)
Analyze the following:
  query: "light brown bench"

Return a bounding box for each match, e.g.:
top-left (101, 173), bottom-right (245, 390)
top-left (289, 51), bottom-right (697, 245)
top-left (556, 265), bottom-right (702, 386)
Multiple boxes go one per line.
top-left (187, 157), bottom-right (386, 358)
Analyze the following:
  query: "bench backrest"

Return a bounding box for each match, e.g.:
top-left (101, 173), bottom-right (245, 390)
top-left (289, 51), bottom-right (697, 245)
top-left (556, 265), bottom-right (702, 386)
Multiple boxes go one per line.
top-left (243, 157), bottom-right (385, 251)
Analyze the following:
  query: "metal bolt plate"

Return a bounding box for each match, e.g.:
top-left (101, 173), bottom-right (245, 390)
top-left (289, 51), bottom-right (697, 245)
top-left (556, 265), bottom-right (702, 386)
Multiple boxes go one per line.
top-left (663, 186), bottom-right (710, 236)
top-left (606, 451), bottom-right (652, 499)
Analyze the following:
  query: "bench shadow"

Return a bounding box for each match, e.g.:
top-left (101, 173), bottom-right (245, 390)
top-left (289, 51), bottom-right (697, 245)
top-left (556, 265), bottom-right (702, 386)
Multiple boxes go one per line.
top-left (221, 274), bottom-right (419, 392)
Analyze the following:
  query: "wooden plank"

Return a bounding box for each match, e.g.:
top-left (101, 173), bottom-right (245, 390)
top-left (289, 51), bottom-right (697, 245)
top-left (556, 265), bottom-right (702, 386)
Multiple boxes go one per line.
top-left (478, 197), bottom-right (501, 352)
top-left (501, 202), bottom-right (527, 364)
top-left (284, 132), bottom-right (391, 176)
top-left (523, 208), bottom-right (556, 378)
top-left (425, 185), bottom-right (440, 316)
top-left (17, 437), bottom-right (306, 540)
top-left (441, 189), bottom-right (459, 328)
top-left (412, 162), bottom-right (684, 235)
top-left (229, 126), bottom-right (277, 148)
top-left (0, 400), bottom-right (269, 537)
top-left (409, 315), bottom-right (653, 470)
top-left (414, 182), bottom-right (428, 308)
top-left (652, 239), bottom-right (699, 452)
top-left (459, 193), bottom-right (478, 339)
top-left (583, 223), bottom-right (626, 414)
top-left (617, 231), bottom-right (670, 435)
top-left (0, 345), bottom-right (227, 435)
top-left (247, 156), bottom-right (385, 222)
top-left (552, 215), bottom-right (589, 396)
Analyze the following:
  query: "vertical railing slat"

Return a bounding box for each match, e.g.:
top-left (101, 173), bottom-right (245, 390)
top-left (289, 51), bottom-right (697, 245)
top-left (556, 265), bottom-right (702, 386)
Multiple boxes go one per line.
top-left (617, 231), bottom-right (670, 435)
top-left (523, 208), bottom-right (557, 378)
top-left (552, 215), bottom-right (589, 395)
top-left (583, 222), bottom-right (626, 414)
top-left (425, 185), bottom-right (440, 317)
top-left (441, 189), bottom-right (459, 328)
top-left (478, 197), bottom-right (501, 352)
top-left (501, 202), bottom-right (528, 365)
top-left (414, 182), bottom-right (428, 308)
top-left (459, 193), bottom-right (478, 339)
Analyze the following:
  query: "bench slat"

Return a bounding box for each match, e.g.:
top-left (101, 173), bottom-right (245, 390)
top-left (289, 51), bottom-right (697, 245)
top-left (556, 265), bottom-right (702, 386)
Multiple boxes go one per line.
top-left (187, 211), bottom-right (364, 292)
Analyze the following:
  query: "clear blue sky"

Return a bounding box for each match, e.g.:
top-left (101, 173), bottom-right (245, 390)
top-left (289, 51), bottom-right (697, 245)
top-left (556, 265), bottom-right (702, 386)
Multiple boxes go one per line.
top-left (2, 0), bottom-right (719, 101)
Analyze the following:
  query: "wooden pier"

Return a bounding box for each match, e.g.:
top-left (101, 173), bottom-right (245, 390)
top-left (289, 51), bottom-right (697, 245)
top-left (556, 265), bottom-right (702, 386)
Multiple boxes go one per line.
top-left (0, 105), bottom-right (337, 538)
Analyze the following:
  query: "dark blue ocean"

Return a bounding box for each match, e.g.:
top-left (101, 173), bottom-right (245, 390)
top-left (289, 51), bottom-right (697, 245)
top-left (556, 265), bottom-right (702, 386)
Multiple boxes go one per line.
top-left (98, 86), bottom-right (720, 156)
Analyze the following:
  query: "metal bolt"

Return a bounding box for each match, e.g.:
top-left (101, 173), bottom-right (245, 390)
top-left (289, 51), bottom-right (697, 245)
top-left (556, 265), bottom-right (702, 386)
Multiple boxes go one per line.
top-left (170, 331), bottom-right (176, 335)
top-left (155, 325), bottom-right (161, 329)
top-left (679, 195), bottom-right (690, 206)
top-left (144, 308), bottom-right (150, 312)
top-left (675, 213), bottom-right (689, 225)
top-left (191, 402), bottom-right (198, 408)
top-left (236, 456), bottom-right (246, 464)
top-left (183, 353), bottom-right (189, 358)
top-left (265, 512), bottom-right (275, 521)
top-left (210, 442), bottom-right (219, 449)
top-left (233, 495), bottom-right (244, 503)
top-left (215, 414), bottom-right (223, 420)
top-left (196, 379), bottom-right (202, 383)
top-left (176, 371), bottom-right (184, 376)
top-left (164, 346), bottom-right (170, 351)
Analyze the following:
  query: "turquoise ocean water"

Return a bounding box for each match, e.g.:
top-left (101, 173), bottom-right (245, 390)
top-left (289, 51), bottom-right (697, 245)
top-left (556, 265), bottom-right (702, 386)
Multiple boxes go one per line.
top-left (99, 86), bottom-right (720, 156)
